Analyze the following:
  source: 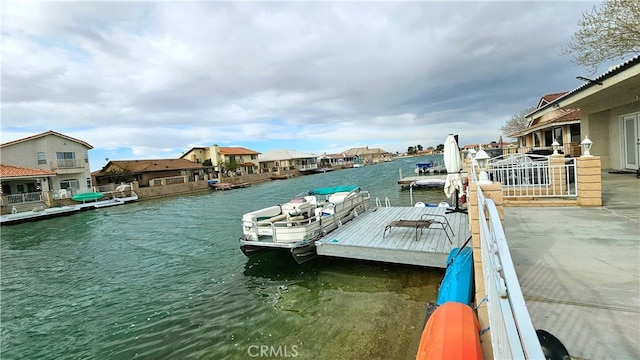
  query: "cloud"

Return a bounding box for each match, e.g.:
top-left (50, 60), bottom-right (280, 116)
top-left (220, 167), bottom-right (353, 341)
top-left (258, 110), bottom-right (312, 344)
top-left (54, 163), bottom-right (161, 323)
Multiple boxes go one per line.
top-left (1, 1), bottom-right (604, 170)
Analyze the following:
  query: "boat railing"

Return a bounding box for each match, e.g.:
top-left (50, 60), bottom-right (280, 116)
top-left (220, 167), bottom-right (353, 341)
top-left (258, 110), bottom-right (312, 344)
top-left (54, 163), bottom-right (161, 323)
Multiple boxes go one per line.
top-left (261, 191), bottom-right (372, 243)
top-left (471, 162), bottom-right (545, 359)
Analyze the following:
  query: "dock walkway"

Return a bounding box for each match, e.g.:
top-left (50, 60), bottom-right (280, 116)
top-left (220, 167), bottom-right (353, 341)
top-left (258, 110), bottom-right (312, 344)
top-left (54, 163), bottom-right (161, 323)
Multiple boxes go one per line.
top-left (315, 206), bottom-right (470, 268)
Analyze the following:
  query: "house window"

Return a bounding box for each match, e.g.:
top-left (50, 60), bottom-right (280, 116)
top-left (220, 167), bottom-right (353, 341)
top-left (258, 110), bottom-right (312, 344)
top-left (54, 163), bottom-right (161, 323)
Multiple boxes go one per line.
top-left (570, 124), bottom-right (581, 143)
top-left (60, 179), bottom-right (80, 190)
top-left (86, 178), bottom-right (92, 188)
top-left (533, 132), bottom-right (541, 147)
top-left (37, 152), bottom-right (47, 164)
top-left (544, 130), bottom-right (553, 147)
top-left (553, 127), bottom-right (563, 145)
top-left (56, 152), bottom-right (77, 168)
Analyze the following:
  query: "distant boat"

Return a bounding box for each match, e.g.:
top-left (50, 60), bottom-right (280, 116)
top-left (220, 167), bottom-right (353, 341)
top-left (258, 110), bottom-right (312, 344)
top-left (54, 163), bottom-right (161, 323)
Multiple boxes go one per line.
top-left (270, 174), bottom-right (291, 180)
top-left (353, 163), bottom-right (365, 168)
top-left (313, 167), bottom-right (334, 173)
top-left (414, 162), bottom-right (435, 175)
top-left (71, 192), bottom-right (104, 202)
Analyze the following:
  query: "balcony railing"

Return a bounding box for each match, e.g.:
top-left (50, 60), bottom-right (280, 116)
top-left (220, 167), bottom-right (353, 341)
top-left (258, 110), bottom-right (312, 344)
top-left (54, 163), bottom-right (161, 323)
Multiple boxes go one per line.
top-left (56, 159), bottom-right (78, 168)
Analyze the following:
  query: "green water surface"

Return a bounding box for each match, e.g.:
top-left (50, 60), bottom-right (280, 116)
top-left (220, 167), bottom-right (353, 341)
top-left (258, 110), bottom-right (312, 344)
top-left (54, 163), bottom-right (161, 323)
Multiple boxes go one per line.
top-left (1, 156), bottom-right (448, 359)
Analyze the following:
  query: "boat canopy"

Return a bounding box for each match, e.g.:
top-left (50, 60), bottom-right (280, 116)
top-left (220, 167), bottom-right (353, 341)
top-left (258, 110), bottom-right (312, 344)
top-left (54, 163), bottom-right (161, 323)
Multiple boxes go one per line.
top-left (308, 185), bottom-right (359, 196)
top-left (415, 162), bottom-right (434, 169)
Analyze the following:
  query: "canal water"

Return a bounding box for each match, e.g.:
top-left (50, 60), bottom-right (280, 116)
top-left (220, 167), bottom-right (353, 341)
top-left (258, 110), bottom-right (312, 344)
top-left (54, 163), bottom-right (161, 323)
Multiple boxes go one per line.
top-left (1, 156), bottom-right (452, 360)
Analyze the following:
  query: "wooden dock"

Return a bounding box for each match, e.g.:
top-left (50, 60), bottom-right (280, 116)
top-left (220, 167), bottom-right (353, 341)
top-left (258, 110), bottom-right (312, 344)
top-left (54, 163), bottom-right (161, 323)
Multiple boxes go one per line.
top-left (315, 206), bottom-right (470, 268)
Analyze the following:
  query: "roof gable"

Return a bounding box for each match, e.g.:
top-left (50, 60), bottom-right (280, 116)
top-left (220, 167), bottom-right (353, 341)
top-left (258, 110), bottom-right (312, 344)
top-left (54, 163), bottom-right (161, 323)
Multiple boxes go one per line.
top-left (537, 92), bottom-right (568, 108)
top-left (0, 130), bottom-right (93, 149)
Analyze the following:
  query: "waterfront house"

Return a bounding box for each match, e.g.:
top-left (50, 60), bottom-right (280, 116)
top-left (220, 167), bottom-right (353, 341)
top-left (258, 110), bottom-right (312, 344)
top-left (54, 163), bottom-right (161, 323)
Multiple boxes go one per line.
top-left (526, 55), bottom-right (640, 171)
top-left (0, 130), bottom-right (94, 200)
top-left (180, 145), bottom-right (260, 177)
top-left (512, 92), bottom-right (582, 157)
top-left (92, 159), bottom-right (205, 187)
top-left (342, 146), bottom-right (392, 164)
top-left (258, 149), bottom-right (318, 174)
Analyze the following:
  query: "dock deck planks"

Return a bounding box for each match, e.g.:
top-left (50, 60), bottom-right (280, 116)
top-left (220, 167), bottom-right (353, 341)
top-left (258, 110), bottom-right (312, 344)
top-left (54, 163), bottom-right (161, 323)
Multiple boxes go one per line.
top-left (315, 206), bottom-right (470, 268)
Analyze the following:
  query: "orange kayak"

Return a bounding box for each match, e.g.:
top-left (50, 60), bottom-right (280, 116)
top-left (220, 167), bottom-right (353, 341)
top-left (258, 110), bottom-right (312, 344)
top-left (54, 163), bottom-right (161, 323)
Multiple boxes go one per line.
top-left (416, 302), bottom-right (483, 360)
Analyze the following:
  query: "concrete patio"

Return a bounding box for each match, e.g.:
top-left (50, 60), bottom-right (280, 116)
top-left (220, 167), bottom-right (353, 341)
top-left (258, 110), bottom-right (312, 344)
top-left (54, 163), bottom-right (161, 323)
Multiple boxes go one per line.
top-left (504, 170), bottom-right (640, 360)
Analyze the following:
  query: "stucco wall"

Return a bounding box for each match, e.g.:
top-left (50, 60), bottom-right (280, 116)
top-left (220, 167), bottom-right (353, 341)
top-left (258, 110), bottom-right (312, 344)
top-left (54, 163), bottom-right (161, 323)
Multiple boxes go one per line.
top-left (1, 134), bottom-right (93, 193)
top-left (134, 179), bottom-right (211, 199)
top-left (582, 102), bottom-right (640, 169)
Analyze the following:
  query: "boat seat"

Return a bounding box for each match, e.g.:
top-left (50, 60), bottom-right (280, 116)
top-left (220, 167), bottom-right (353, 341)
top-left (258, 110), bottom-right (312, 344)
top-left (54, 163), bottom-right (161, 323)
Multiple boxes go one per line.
top-left (383, 214), bottom-right (454, 243)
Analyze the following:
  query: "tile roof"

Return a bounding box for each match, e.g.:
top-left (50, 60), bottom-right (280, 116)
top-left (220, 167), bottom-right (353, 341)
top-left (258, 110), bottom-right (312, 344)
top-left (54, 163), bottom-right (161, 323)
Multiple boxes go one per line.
top-left (0, 130), bottom-right (93, 149)
top-left (538, 92), bottom-right (568, 108)
top-left (259, 149), bottom-right (318, 162)
top-left (342, 146), bottom-right (388, 156)
top-left (95, 159), bottom-right (204, 174)
top-left (0, 164), bottom-right (56, 178)
top-left (516, 108), bottom-right (581, 136)
top-left (531, 55), bottom-right (640, 115)
top-left (219, 147), bottom-right (260, 155)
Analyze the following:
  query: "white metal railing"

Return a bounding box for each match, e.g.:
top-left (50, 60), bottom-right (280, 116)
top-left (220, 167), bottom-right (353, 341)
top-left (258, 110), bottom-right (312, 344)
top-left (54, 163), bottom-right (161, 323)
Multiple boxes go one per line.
top-left (477, 189), bottom-right (545, 359)
top-left (488, 154), bottom-right (577, 198)
top-left (56, 159), bottom-right (78, 168)
top-left (4, 192), bottom-right (44, 204)
top-left (470, 161), bottom-right (545, 359)
top-left (299, 163), bottom-right (319, 171)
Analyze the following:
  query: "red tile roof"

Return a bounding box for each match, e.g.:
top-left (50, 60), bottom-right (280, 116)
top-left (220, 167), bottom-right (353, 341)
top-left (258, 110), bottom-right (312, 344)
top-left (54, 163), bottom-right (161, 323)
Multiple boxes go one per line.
top-left (0, 130), bottom-right (93, 149)
top-left (94, 159), bottom-right (204, 175)
top-left (539, 92), bottom-right (568, 106)
top-left (219, 147), bottom-right (260, 155)
top-left (0, 164), bottom-right (56, 178)
top-left (517, 108), bottom-right (581, 136)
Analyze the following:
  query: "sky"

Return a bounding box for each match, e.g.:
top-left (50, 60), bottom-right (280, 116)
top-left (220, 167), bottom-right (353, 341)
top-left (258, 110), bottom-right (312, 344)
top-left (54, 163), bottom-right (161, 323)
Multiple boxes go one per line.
top-left (1, 1), bottom-right (615, 171)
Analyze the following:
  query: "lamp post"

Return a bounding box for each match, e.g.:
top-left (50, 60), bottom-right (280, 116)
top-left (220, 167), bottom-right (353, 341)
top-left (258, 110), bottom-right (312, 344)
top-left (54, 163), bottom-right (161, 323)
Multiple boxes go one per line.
top-left (467, 148), bottom-right (477, 161)
top-left (474, 146), bottom-right (491, 184)
top-left (580, 136), bottom-right (593, 157)
top-left (552, 139), bottom-right (560, 155)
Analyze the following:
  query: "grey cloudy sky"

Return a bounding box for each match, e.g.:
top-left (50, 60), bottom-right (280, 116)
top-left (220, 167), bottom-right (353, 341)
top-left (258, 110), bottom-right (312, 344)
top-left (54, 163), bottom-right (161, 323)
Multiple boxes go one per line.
top-left (1, 1), bottom-right (606, 170)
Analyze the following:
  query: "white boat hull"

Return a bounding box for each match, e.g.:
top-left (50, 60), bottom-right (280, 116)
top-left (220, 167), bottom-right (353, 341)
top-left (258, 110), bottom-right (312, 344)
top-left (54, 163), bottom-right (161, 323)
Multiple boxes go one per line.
top-left (240, 188), bottom-right (371, 261)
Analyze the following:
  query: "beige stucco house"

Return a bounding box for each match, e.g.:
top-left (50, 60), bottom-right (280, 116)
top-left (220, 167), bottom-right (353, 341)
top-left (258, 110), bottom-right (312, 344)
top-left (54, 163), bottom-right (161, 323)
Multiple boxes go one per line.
top-left (92, 159), bottom-right (205, 187)
top-left (514, 92), bottom-right (583, 157)
top-left (342, 146), bottom-right (391, 164)
top-left (180, 145), bottom-right (260, 176)
top-left (0, 130), bottom-right (94, 197)
top-left (258, 149), bottom-right (318, 174)
top-left (527, 56), bottom-right (640, 170)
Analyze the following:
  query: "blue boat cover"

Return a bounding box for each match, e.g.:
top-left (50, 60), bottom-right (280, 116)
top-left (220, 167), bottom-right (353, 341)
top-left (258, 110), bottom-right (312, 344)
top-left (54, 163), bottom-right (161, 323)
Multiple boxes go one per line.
top-left (436, 247), bottom-right (474, 306)
top-left (308, 185), bottom-right (359, 195)
top-left (415, 162), bottom-right (434, 169)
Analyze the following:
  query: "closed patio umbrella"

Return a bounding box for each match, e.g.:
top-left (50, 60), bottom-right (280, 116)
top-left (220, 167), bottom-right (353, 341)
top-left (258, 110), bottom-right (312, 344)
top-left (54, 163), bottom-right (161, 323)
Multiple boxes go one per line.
top-left (443, 134), bottom-right (465, 213)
